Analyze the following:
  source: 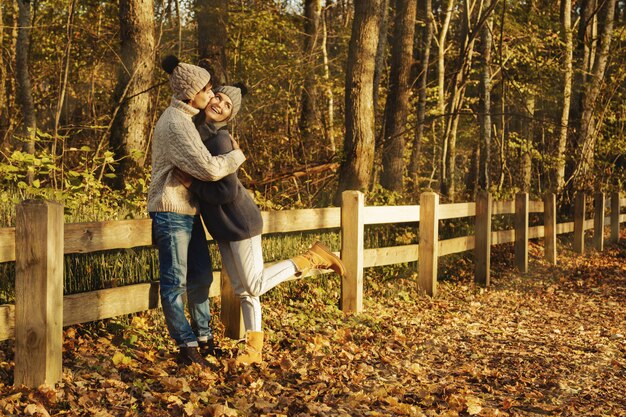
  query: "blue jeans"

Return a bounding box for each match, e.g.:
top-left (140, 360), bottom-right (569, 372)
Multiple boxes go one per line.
top-left (150, 212), bottom-right (213, 346)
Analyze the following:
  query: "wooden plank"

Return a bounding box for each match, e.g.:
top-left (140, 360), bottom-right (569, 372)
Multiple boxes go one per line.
top-left (474, 192), bottom-right (492, 286)
top-left (0, 227), bottom-right (15, 263)
top-left (492, 200), bottom-right (515, 215)
top-left (362, 245), bottom-right (419, 268)
top-left (261, 208), bottom-right (340, 234)
top-left (528, 200), bottom-right (544, 213)
top-left (544, 194), bottom-right (557, 265)
top-left (528, 225), bottom-right (545, 239)
top-left (621, 198), bottom-right (626, 207)
top-left (220, 267), bottom-right (245, 340)
top-left (0, 304), bottom-right (15, 341)
top-left (341, 191), bottom-right (364, 313)
top-left (2, 274), bottom-right (222, 341)
top-left (515, 193), bottom-right (529, 273)
top-left (15, 200), bottom-right (64, 387)
top-left (439, 202), bottom-right (475, 220)
top-left (556, 221), bottom-right (574, 234)
top-left (64, 282), bottom-right (160, 326)
top-left (492, 229), bottom-right (515, 245)
top-left (594, 192), bottom-right (605, 251)
top-left (574, 193), bottom-right (585, 254)
top-left (439, 236), bottom-right (475, 256)
top-left (363, 205), bottom-right (420, 225)
top-left (611, 192), bottom-right (620, 243)
top-left (209, 271), bottom-right (221, 298)
top-left (418, 192), bottom-right (439, 296)
top-left (64, 219), bottom-right (152, 254)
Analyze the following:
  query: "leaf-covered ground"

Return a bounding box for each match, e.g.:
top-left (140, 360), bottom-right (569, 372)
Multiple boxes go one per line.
top-left (1, 236), bottom-right (625, 416)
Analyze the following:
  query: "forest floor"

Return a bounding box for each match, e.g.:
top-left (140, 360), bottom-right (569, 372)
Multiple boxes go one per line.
top-left (0, 234), bottom-right (625, 417)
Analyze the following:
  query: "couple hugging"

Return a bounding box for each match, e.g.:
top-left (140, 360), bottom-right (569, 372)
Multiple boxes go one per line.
top-left (146, 55), bottom-right (346, 368)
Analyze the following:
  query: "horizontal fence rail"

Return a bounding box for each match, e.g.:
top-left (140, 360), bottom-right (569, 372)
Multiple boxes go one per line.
top-left (0, 191), bottom-right (623, 387)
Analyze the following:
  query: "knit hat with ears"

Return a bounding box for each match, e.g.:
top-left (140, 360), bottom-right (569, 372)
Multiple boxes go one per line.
top-left (162, 55), bottom-right (211, 101)
top-left (214, 82), bottom-right (248, 123)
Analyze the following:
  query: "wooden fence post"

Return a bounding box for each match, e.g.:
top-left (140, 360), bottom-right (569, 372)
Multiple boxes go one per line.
top-left (594, 192), bottom-right (605, 251)
top-left (14, 200), bottom-right (64, 387)
top-left (418, 192), bottom-right (439, 296)
top-left (544, 193), bottom-right (557, 265)
top-left (573, 193), bottom-right (585, 254)
top-left (341, 190), bottom-right (364, 313)
top-left (475, 191), bottom-right (492, 286)
top-left (514, 192), bottom-right (529, 273)
top-left (220, 268), bottom-right (245, 340)
top-left (610, 192), bottom-right (620, 243)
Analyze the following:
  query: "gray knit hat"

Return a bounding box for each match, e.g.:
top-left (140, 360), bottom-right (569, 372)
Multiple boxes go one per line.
top-left (214, 82), bottom-right (248, 122)
top-left (162, 55), bottom-right (211, 101)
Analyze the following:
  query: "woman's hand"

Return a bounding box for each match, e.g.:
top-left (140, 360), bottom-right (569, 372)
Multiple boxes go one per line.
top-left (173, 168), bottom-right (193, 188)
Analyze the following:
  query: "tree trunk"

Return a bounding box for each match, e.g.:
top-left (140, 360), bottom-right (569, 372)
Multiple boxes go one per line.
top-left (435, 0), bottom-right (454, 186)
top-left (495, 0), bottom-right (507, 192)
top-left (467, 143), bottom-right (479, 197)
top-left (321, 7), bottom-right (335, 152)
top-left (334, 0), bottom-right (382, 204)
top-left (521, 96), bottom-right (535, 192)
top-left (571, 0), bottom-right (616, 192)
top-left (440, 0), bottom-right (496, 200)
top-left (441, 0), bottom-right (478, 200)
top-left (380, 0), bottom-right (417, 192)
top-left (478, 0), bottom-right (492, 191)
top-left (372, 0), bottom-right (389, 122)
top-left (16, 0), bottom-right (36, 155)
top-left (409, 0), bottom-right (433, 189)
top-left (555, 0), bottom-right (572, 193)
top-left (109, 0), bottom-right (156, 189)
top-left (371, 0), bottom-right (389, 187)
top-left (299, 0), bottom-right (322, 147)
top-left (174, 0), bottom-right (182, 56)
top-left (196, 0), bottom-right (228, 85)
top-left (571, 0), bottom-right (595, 121)
top-left (52, 0), bottom-right (76, 188)
top-left (0, 3), bottom-right (5, 128)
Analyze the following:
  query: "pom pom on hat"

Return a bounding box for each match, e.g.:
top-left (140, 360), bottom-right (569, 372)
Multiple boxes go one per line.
top-left (161, 55), bottom-right (180, 74)
top-left (214, 82), bottom-right (247, 122)
top-left (232, 82), bottom-right (248, 97)
top-left (161, 54), bottom-right (211, 101)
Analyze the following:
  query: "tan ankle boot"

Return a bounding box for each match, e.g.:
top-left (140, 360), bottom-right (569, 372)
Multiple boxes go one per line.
top-left (235, 331), bottom-right (264, 366)
top-left (290, 241), bottom-right (346, 277)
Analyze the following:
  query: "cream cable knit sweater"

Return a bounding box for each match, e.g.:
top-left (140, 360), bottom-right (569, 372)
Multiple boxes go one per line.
top-left (147, 98), bottom-right (246, 215)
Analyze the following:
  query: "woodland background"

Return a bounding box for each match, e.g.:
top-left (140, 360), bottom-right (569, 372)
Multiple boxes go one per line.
top-left (0, 2), bottom-right (625, 415)
top-left (0, 0), bottom-right (625, 225)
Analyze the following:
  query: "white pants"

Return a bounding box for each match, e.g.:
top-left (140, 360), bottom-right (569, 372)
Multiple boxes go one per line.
top-left (218, 235), bottom-right (297, 332)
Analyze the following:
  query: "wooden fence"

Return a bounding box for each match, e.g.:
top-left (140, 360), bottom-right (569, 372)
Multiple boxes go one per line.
top-left (0, 190), bottom-right (624, 387)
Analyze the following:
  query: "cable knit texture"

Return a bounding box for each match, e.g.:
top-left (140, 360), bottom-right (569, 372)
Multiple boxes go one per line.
top-left (148, 98), bottom-right (246, 215)
top-left (170, 63), bottom-right (211, 101)
top-left (214, 85), bottom-right (243, 121)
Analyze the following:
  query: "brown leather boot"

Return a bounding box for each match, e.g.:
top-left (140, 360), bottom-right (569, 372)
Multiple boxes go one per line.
top-left (290, 242), bottom-right (346, 277)
top-left (177, 346), bottom-right (210, 367)
top-left (235, 331), bottom-right (264, 366)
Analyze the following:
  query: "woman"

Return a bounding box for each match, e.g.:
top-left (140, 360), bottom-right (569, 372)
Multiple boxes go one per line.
top-left (175, 83), bottom-right (345, 366)
top-left (148, 56), bottom-right (246, 367)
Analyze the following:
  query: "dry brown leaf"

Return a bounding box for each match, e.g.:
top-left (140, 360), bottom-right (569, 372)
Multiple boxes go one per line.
top-left (23, 403), bottom-right (50, 417)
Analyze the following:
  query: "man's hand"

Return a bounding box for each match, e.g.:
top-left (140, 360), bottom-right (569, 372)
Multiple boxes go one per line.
top-left (173, 168), bottom-right (193, 188)
top-left (230, 135), bottom-right (241, 150)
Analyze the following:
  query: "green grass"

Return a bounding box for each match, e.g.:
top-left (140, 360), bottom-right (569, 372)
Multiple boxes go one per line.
top-left (0, 225), bottom-right (416, 305)
top-left (0, 187), bottom-right (420, 305)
